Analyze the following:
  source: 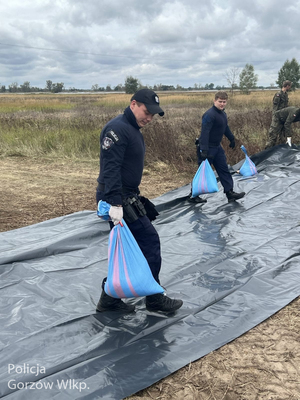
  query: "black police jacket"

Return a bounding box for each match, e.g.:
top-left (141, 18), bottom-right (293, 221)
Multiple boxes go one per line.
top-left (199, 105), bottom-right (235, 151)
top-left (97, 106), bottom-right (145, 206)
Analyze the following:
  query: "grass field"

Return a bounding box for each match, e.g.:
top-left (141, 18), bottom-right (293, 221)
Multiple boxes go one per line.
top-left (0, 90), bottom-right (300, 169)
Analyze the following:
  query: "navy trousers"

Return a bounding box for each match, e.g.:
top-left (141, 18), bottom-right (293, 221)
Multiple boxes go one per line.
top-left (126, 216), bottom-right (161, 284)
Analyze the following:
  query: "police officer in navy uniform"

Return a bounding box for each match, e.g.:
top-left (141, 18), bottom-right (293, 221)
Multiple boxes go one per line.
top-left (96, 89), bottom-right (183, 314)
top-left (190, 91), bottom-right (245, 203)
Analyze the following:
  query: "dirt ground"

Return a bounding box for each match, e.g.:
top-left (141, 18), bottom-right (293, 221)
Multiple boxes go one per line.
top-left (1, 157), bottom-right (299, 400)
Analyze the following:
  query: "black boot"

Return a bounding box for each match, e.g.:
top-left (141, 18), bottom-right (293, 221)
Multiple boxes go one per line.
top-left (226, 189), bottom-right (245, 202)
top-left (187, 190), bottom-right (207, 204)
top-left (96, 290), bottom-right (135, 313)
top-left (188, 196), bottom-right (207, 204)
top-left (146, 293), bottom-right (183, 313)
top-left (96, 278), bottom-right (135, 313)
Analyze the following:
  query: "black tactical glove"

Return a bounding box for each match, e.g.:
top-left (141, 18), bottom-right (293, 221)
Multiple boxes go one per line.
top-left (200, 150), bottom-right (208, 160)
top-left (195, 138), bottom-right (199, 146)
top-left (229, 139), bottom-right (235, 149)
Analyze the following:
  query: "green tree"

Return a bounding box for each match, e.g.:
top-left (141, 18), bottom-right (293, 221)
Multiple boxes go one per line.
top-left (161, 85), bottom-right (175, 91)
top-left (276, 58), bottom-right (300, 90)
top-left (8, 82), bottom-right (18, 93)
top-left (91, 84), bottom-right (99, 91)
top-left (114, 83), bottom-right (124, 91)
top-left (52, 83), bottom-right (64, 93)
top-left (239, 64), bottom-right (258, 94)
top-left (204, 83), bottom-right (214, 90)
top-left (124, 76), bottom-right (140, 94)
top-left (20, 81), bottom-right (31, 92)
top-left (46, 80), bottom-right (53, 92)
top-left (153, 84), bottom-right (162, 91)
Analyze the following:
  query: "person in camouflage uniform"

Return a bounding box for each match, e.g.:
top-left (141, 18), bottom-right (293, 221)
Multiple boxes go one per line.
top-left (265, 106), bottom-right (300, 149)
top-left (272, 80), bottom-right (292, 115)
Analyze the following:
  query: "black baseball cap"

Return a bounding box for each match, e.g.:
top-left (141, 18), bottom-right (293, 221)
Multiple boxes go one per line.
top-left (131, 89), bottom-right (164, 116)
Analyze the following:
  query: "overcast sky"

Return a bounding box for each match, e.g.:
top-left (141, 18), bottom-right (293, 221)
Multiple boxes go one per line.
top-left (0, 0), bottom-right (299, 90)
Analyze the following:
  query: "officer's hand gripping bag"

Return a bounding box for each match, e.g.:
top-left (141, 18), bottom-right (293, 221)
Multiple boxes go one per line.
top-left (97, 200), bottom-right (164, 298)
top-left (191, 159), bottom-right (218, 197)
top-left (239, 145), bottom-right (257, 177)
top-left (97, 200), bottom-right (111, 220)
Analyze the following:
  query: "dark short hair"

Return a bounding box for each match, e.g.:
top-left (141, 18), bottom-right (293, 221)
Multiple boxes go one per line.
top-left (283, 80), bottom-right (292, 87)
top-left (215, 91), bottom-right (228, 100)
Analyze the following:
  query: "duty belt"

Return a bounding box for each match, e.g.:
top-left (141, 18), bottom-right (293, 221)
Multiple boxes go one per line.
top-left (97, 183), bottom-right (157, 223)
top-left (123, 195), bottom-right (147, 223)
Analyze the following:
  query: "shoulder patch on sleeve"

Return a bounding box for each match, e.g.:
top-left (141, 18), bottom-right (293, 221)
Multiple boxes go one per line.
top-left (101, 130), bottom-right (120, 150)
top-left (106, 130), bottom-right (120, 143)
top-left (276, 94), bottom-right (280, 97)
top-left (102, 136), bottom-right (114, 150)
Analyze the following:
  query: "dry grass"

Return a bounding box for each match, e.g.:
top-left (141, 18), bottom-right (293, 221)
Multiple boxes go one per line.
top-left (0, 90), bottom-right (300, 166)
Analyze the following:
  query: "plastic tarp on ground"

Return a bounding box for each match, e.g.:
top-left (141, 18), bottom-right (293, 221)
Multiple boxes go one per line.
top-left (1, 146), bottom-right (300, 400)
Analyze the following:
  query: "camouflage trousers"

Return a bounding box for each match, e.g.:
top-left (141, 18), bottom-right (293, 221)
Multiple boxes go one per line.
top-left (265, 115), bottom-right (286, 149)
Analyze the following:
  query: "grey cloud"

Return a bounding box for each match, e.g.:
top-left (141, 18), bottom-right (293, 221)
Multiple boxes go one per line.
top-left (65, 0), bottom-right (163, 26)
top-left (0, 0), bottom-right (300, 88)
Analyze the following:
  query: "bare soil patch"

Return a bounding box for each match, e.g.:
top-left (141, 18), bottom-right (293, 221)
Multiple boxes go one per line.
top-left (1, 157), bottom-right (299, 400)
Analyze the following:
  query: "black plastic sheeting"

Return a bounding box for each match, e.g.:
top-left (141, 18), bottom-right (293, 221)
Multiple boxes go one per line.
top-left (1, 146), bottom-right (300, 400)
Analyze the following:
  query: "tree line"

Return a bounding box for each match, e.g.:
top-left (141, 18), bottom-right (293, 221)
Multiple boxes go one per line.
top-left (122, 58), bottom-right (300, 94)
top-left (0, 80), bottom-right (66, 94)
top-left (225, 58), bottom-right (300, 94)
top-left (1, 58), bottom-right (299, 94)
